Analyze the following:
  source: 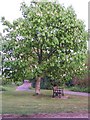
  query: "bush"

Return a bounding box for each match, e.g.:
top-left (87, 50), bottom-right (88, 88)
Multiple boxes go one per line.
top-left (15, 81), bottom-right (23, 86)
top-left (72, 76), bottom-right (88, 88)
top-left (68, 86), bottom-right (90, 93)
top-left (65, 80), bottom-right (74, 87)
top-left (0, 86), bottom-right (7, 91)
top-left (40, 77), bottom-right (55, 90)
top-left (2, 78), bottom-right (11, 85)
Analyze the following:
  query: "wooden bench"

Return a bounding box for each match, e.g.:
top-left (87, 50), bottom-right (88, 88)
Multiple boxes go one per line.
top-left (52, 87), bottom-right (64, 98)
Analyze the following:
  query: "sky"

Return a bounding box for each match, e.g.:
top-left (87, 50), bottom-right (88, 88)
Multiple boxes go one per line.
top-left (0, 0), bottom-right (89, 33)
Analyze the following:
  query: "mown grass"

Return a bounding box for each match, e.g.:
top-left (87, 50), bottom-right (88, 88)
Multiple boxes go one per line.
top-left (1, 85), bottom-right (89, 115)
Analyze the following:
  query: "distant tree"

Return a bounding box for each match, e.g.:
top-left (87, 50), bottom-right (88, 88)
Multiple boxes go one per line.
top-left (1, 1), bottom-right (87, 94)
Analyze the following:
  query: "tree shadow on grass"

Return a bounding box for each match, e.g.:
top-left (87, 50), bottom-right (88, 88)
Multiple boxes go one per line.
top-left (33, 93), bottom-right (52, 99)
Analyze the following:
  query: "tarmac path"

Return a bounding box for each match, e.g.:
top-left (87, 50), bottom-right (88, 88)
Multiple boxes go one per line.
top-left (64, 90), bottom-right (90, 97)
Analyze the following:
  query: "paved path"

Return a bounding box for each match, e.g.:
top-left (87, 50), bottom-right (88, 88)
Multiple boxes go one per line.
top-left (0, 89), bottom-right (90, 97)
top-left (64, 90), bottom-right (90, 97)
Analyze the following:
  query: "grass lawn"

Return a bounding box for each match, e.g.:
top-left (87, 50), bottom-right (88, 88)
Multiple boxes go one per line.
top-left (1, 85), bottom-right (88, 115)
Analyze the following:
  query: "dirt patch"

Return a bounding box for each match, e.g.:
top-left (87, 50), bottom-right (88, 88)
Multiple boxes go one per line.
top-left (1, 111), bottom-right (89, 118)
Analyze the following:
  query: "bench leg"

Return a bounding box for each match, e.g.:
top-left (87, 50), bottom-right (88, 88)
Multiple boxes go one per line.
top-left (62, 90), bottom-right (64, 96)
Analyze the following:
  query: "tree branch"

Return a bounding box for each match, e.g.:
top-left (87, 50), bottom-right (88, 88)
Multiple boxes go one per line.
top-left (47, 48), bottom-right (57, 59)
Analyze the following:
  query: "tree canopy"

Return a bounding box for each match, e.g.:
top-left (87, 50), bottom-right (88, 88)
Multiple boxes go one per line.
top-left (1, 1), bottom-right (87, 86)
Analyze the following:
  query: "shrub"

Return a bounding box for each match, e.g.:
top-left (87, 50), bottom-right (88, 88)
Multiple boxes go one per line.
top-left (72, 76), bottom-right (88, 88)
top-left (2, 78), bottom-right (11, 85)
top-left (0, 86), bottom-right (7, 91)
top-left (68, 86), bottom-right (90, 93)
top-left (15, 81), bottom-right (23, 86)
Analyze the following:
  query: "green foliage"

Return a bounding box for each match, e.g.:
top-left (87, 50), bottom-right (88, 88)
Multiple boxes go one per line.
top-left (40, 77), bottom-right (54, 89)
top-left (32, 76), bottom-right (62, 89)
top-left (2, 78), bottom-right (11, 85)
top-left (68, 86), bottom-right (90, 93)
top-left (0, 86), bottom-right (7, 91)
top-left (1, 1), bottom-right (87, 85)
top-left (15, 81), bottom-right (23, 86)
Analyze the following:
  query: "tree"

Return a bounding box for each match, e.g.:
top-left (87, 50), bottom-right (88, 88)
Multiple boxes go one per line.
top-left (1, 1), bottom-right (87, 94)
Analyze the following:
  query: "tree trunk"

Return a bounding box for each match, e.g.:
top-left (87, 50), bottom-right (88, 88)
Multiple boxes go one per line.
top-left (35, 77), bottom-right (41, 95)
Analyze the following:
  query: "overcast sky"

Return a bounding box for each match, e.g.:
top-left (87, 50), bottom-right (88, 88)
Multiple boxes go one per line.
top-left (0, 0), bottom-right (89, 33)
